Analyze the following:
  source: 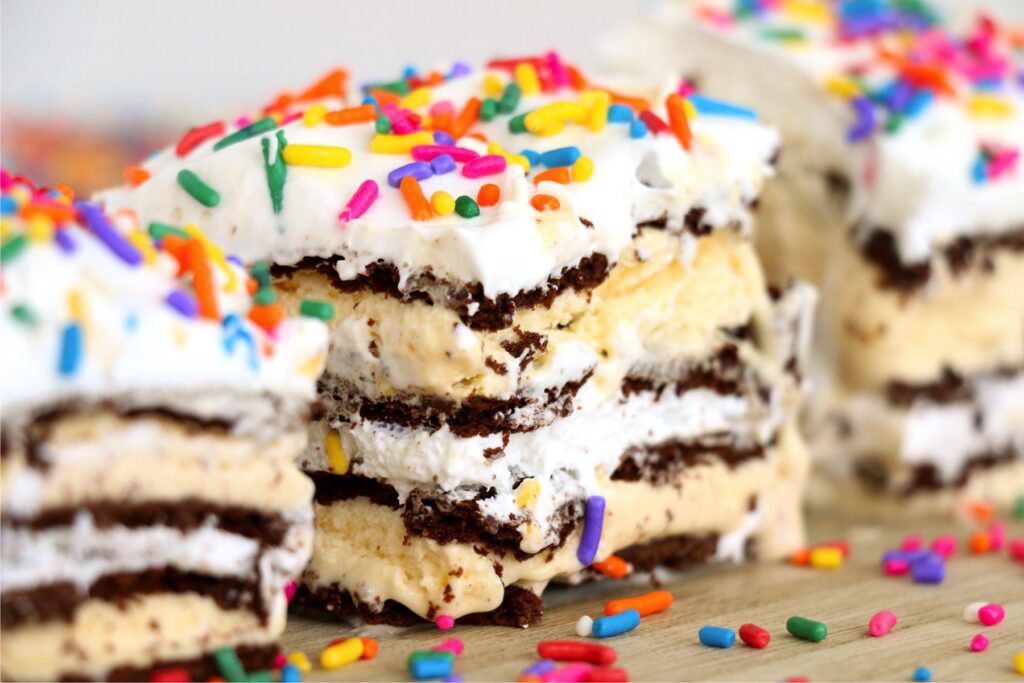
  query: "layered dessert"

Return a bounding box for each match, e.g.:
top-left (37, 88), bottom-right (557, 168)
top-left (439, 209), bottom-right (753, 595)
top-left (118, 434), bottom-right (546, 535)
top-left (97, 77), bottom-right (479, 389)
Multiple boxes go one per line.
top-left (99, 55), bottom-right (813, 626)
top-left (0, 172), bottom-right (327, 680)
top-left (611, 1), bottom-right (1024, 510)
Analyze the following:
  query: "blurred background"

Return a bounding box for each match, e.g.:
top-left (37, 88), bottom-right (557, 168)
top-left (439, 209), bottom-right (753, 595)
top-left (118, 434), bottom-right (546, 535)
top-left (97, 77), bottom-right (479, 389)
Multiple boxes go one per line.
top-left (3, 0), bottom-right (1022, 194)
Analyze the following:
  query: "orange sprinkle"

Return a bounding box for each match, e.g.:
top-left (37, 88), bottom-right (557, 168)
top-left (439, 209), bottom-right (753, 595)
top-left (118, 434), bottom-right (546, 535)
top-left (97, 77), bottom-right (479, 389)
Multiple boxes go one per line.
top-left (399, 176), bottom-right (432, 221)
top-left (431, 109), bottom-right (453, 133)
top-left (592, 555), bottom-right (630, 579)
top-left (369, 89), bottom-right (402, 108)
top-left (477, 183), bottom-right (501, 207)
top-left (22, 201), bottom-right (77, 223)
top-left (666, 94), bottom-right (693, 151)
top-left (185, 239), bottom-right (219, 320)
top-left (605, 88), bottom-right (650, 112)
top-left (123, 165), bottom-right (151, 187)
top-left (790, 548), bottom-right (811, 566)
top-left (565, 65), bottom-right (588, 90)
top-left (449, 96), bottom-right (482, 141)
top-left (964, 499), bottom-right (995, 523)
top-left (160, 235), bottom-right (189, 273)
top-left (518, 676), bottom-right (542, 683)
top-left (246, 277), bottom-right (258, 296)
top-left (299, 68), bottom-right (348, 102)
top-left (969, 531), bottom-right (991, 555)
top-left (360, 638), bottom-right (378, 660)
top-left (533, 167), bottom-right (571, 185)
top-left (55, 183), bottom-right (75, 201)
top-left (530, 194), bottom-right (560, 212)
top-left (605, 590), bottom-right (673, 617)
top-left (324, 104), bottom-right (376, 126)
top-left (248, 303), bottom-right (284, 331)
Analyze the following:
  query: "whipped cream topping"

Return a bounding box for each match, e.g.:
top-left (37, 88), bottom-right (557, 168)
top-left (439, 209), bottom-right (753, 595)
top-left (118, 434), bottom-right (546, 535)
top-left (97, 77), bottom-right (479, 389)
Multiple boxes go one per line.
top-left (0, 174), bottom-right (328, 433)
top-left (98, 59), bottom-right (779, 299)
top-left (610, 0), bottom-right (1024, 264)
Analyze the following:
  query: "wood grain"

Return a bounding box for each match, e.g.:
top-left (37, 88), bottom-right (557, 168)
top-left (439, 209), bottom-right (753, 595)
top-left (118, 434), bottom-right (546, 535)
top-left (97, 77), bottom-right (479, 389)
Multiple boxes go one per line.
top-left (281, 516), bottom-right (1024, 681)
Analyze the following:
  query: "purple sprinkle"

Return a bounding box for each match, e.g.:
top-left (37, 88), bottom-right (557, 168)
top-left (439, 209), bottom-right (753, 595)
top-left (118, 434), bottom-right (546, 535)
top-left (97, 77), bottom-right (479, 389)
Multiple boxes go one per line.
top-left (449, 61), bottom-right (471, 78)
top-left (1018, 71), bottom-right (1024, 89)
top-left (387, 161), bottom-right (433, 189)
top-left (165, 290), bottom-right (198, 318)
top-left (846, 96), bottom-right (877, 142)
top-left (577, 495), bottom-right (606, 566)
top-left (54, 229), bottom-right (76, 253)
top-left (74, 201), bottom-right (142, 265)
top-left (433, 130), bottom-right (456, 146)
top-left (888, 80), bottom-right (914, 113)
top-left (443, 676), bottom-right (464, 683)
top-left (523, 660), bottom-right (556, 676)
top-left (911, 559), bottom-right (945, 584)
top-left (430, 154), bottom-right (456, 175)
top-left (226, 255), bottom-right (244, 267)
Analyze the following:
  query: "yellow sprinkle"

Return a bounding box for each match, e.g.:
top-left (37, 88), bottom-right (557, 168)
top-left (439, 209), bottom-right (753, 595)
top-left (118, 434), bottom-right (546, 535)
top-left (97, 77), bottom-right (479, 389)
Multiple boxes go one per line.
top-left (430, 191), bottom-right (455, 216)
top-left (402, 87), bottom-right (431, 110)
top-left (537, 121), bottom-right (565, 137)
top-left (487, 141), bottom-right (505, 155)
top-left (320, 638), bottom-right (363, 669)
top-left (370, 131), bottom-right (434, 154)
top-left (127, 230), bottom-right (157, 264)
top-left (303, 103), bottom-right (328, 127)
top-left (781, 0), bottom-right (832, 23)
top-left (282, 144), bottom-right (352, 168)
top-left (581, 90), bottom-right (611, 132)
top-left (483, 73), bottom-right (504, 97)
top-left (297, 352), bottom-right (325, 378)
top-left (524, 102), bottom-right (587, 133)
top-left (515, 63), bottom-right (541, 95)
top-left (287, 652), bottom-right (312, 674)
top-left (571, 157), bottom-right (594, 182)
top-left (183, 224), bottom-right (237, 292)
top-left (810, 546), bottom-right (843, 570)
top-left (505, 153), bottom-right (531, 172)
top-left (968, 94), bottom-right (1014, 118)
top-left (684, 98), bottom-right (698, 121)
top-left (68, 290), bottom-right (86, 321)
top-left (325, 430), bottom-right (349, 475)
top-left (516, 479), bottom-right (541, 508)
top-left (27, 214), bottom-right (54, 242)
top-left (1013, 652), bottom-right (1024, 675)
top-left (825, 75), bottom-right (861, 99)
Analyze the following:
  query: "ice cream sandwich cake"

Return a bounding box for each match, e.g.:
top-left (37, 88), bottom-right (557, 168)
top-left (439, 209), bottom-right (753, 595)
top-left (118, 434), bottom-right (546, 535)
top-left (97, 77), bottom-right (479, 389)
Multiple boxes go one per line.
top-left (99, 56), bottom-right (813, 626)
top-left (612, 1), bottom-right (1024, 510)
top-left (0, 172), bottom-right (327, 680)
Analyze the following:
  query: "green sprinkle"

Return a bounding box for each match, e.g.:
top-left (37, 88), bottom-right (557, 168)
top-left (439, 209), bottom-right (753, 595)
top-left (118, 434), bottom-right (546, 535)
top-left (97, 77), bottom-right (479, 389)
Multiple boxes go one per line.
top-left (885, 114), bottom-right (904, 134)
top-left (375, 115), bottom-right (392, 134)
top-left (261, 129), bottom-right (287, 215)
top-left (213, 647), bottom-right (247, 682)
top-left (407, 651), bottom-right (455, 666)
top-left (1014, 495), bottom-right (1024, 519)
top-left (0, 234), bottom-right (28, 263)
top-left (760, 27), bottom-right (806, 42)
top-left (251, 261), bottom-right (271, 289)
top-left (454, 195), bottom-right (480, 218)
top-left (254, 288), bottom-right (277, 305)
top-left (498, 82), bottom-right (521, 114)
top-left (148, 222), bottom-right (189, 240)
top-left (213, 117), bottom-right (277, 152)
top-left (787, 616), bottom-right (827, 642)
top-left (299, 299), bottom-right (334, 321)
top-left (11, 303), bottom-right (36, 326)
top-left (479, 98), bottom-right (498, 122)
top-left (508, 112), bottom-right (529, 134)
top-left (176, 169), bottom-right (220, 208)
top-left (245, 670), bottom-right (273, 682)
top-left (371, 79), bottom-right (411, 95)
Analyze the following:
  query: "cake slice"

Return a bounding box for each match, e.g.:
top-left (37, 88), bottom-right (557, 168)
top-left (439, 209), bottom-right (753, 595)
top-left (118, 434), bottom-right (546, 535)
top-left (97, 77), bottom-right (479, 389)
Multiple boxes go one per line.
top-left (611, 1), bottom-right (1024, 511)
top-left (98, 55), bottom-right (813, 626)
top-left (0, 172), bottom-right (327, 680)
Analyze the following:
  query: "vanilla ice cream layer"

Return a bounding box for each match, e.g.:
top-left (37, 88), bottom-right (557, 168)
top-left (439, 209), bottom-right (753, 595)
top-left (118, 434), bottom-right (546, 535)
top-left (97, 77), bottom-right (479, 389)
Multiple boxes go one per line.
top-left (304, 421), bottom-right (806, 621)
top-left (0, 593), bottom-right (283, 681)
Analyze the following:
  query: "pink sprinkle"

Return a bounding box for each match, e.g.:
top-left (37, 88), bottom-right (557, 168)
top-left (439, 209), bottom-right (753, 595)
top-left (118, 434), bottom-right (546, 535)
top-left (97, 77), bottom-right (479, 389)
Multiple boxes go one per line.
top-left (432, 638), bottom-right (464, 656)
top-left (931, 535), bottom-right (957, 559)
top-left (988, 521), bottom-right (1006, 550)
top-left (338, 179), bottom-right (379, 223)
top-left (284, 580), bottom-right (297, 603)
top-left (1010, 539), bottom-right (1024, 562)
top-left (273, 652), bottom-right (287, 669)
top-left (281, 111), bottom-right (303, 126)
top-left (978, 603), bottom-right (1005, 626)
top-left (411, 145), bottom-right (479, 163)
top-left (883, 559), bottom-right (910, 576)
top-left (462, 154), bottom-right (507, 179)
top-left (900, 535), bottom-right (923, 551)
top-left (436, 614), bottom-right (455, 630)
top-left (542, 663), bottom-right (593, 683)
top-left (235, 116), bottom-right (253, 128)
top-left (430, 101), bottom-right (455, 118)
top-left (988, 149), bottom-right (1019, 180)
top-left (970, 634), bottom-right (989, 652)
top-left (0, 168), bottom-right (13, 190)
top-left (547, 51), bottom-right (570, 88)
top-left (677, 79), bottom-right (697, 98)
top-left (869, 610), bottom-right (898, 637)
top-left (392, 116), bottom-right (418, 135)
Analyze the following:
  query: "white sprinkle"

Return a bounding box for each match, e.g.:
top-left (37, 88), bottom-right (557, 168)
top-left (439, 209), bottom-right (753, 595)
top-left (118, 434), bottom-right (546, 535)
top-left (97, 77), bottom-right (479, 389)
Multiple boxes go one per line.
top-left (963, 602), bottom-right (986, 622)
top-left (575, 615), bottom-right (593, 638)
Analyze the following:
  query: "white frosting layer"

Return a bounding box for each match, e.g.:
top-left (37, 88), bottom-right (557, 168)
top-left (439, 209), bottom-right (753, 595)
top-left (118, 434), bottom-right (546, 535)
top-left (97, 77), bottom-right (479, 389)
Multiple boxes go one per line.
top-left (609, 2), bottom-right (1024, 263)
top-left (0, 217), bottom-right (327, 434)
top-left (98, 63), bottom-right (779, 298)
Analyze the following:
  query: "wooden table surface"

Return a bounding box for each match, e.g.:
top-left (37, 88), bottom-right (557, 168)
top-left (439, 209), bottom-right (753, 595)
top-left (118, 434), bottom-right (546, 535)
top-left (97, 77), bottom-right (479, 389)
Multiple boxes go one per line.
top-left (280, 515), bottom-right (1024, 682)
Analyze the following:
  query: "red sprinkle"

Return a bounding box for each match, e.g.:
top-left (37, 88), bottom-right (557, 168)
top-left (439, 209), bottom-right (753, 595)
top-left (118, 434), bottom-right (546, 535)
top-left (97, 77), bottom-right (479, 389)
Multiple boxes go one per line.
top-left (176, 121), bottom-right (227, 157)
top-left (586, 667), bottom-right (629, 682)
top-left (538, 641), bottom-right (616, 667)
top-left (739, 623), bottom-right (771, 649)
top-left (638, 110), bottom-right (670, 135)
top-left (149, 668), bottom-right (191, 682)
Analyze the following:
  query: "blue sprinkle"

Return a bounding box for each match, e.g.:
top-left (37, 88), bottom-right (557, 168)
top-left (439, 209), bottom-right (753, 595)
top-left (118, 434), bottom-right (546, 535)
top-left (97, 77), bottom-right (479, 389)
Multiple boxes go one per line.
top-left (74, 201), bottom-right (142, 265)
top-left (974, 78), bottom-right (1003, 92)
top-left (607, 104), bottom-right (634, 123)
top-left (629, 118), bottom-right (648, 139)
top-left (430, 154), bottom-right (456, 175)
top-left (971, 155), bottom-right (989, 184)
top-left (402, 65), bottom-right (418, 79)
top-left (0, 196), bottom-right (16, 215)
top-left (58, 323), bottom-right (83, 376)
top-left (592, 609), bottom-right (640, 638)
top-left (387, 161), bottom-right (433, 188)
top-left (281, 664), bottom-right (301, 683)
top-left (699, 626), bottom-right (736, 648)
top-left (539, 146), bottom-right (581, 168)
top-left (520, 149), bottom-right (541, 167)
top-left (54, 229), bottom-right (76, 253)
top-left (905, 90), bottom-right (934, 119)
top-left (433, 130), bottom-right (456, 146)
top-left (124, 312), bottom-right (139, 332)
top-left (688, 94), bottom-right (757, 120)
top-left (222, 314), bottom-right (259, 370)
top-left (166, 290), bottom-right (199, 318)
top-left (410, 656), bottom-right (453, 680)
top-left (913, 667), bottom-right (931, 682)
top-left (362, 95), bottom-right (379, 111)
